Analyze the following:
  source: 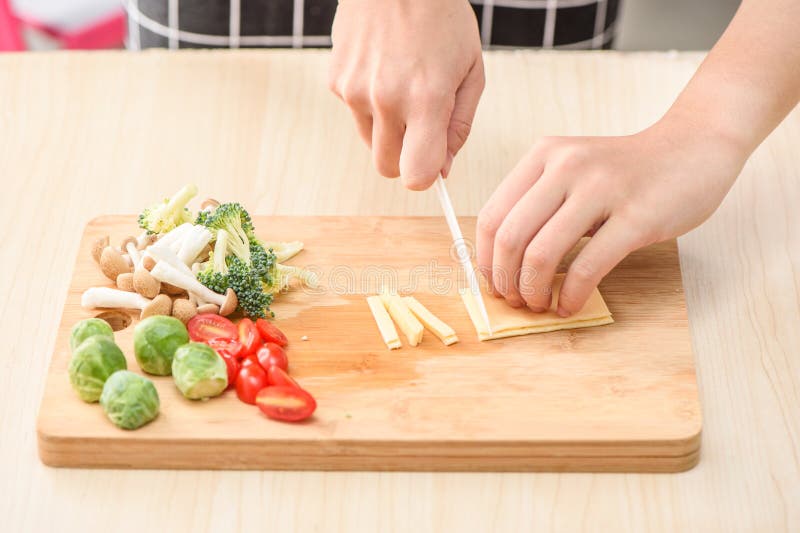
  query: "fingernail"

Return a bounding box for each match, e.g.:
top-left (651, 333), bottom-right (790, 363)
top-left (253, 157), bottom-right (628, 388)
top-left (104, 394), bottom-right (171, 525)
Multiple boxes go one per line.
top-left (528, 305), bottom-right (546, 313)
top-left (557, 306), bottom-right (571, 318)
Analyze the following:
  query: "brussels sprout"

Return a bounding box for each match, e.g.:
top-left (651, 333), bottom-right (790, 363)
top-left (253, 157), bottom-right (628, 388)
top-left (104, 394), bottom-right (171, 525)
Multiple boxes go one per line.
top-left (68, 336), bottom-right (127, 402)
top-left (70, 318), bottom-right (114, 352)
top-left (172, 342), bottom-right (227, 400)
top-left (100, 370), bottom-right (160, 430)
top-left (134, 315), bottom-right (190, 375)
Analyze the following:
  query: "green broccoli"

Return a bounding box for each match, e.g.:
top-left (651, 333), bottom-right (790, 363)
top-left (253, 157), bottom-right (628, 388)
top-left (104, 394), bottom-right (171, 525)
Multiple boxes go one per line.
top-left (227, 256), bottom-right (273, 319)
top-left (138, 184), bottom-right (198, 235)
top-left (197, 203), bottom-right (254, 263)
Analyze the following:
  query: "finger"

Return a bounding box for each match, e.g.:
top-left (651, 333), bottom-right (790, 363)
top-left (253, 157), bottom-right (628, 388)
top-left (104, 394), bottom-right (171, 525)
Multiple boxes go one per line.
top-left (350, 108), bottom-right (373, 148)
top-left (399, 107), bottom-right (450, 191)
top-left (371, 111), bottom-right (403, 177)
top-left (446, 59), bottom-right (485, 160)
top-left (518, 197), bottom-right (602, 311)
top-left (557, 216), bottom-right (644, 317)
top-left (491, 175), bottom-right (567, 307)
top-left (476, 143), bottom-right (550, 292)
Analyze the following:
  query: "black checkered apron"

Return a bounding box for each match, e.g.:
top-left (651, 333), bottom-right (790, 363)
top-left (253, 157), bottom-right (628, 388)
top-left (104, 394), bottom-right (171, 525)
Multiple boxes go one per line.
top-left (124, 0), bottom-right (620, 50)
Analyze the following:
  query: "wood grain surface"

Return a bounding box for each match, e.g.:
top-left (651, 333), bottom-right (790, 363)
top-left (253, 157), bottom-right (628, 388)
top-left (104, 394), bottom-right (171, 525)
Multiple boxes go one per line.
top-left (37, 216), bottom-right (699, 471)
top-left (1, 50), bottom-right (798, 532)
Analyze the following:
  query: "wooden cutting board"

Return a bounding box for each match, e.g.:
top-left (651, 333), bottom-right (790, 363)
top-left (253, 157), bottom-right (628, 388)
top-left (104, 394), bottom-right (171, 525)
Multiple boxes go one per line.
top-left (37, 216), bottom-right (701, 472)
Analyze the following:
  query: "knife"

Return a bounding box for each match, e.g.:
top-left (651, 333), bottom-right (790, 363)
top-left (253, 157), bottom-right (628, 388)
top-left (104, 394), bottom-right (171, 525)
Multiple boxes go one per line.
top-left (433, 175), bottom-right (493, 335)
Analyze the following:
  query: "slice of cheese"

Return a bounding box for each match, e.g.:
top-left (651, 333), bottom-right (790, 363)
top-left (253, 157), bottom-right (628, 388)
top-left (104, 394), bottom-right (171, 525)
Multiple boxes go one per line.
top-left (460, 273), bottom-right (613, 341)
top-left (367, 296), bottom-right (402, 350)
top-left (402, 296), bottom-right (458, 346)
top-left (379, 290), bottom-right (424, 346)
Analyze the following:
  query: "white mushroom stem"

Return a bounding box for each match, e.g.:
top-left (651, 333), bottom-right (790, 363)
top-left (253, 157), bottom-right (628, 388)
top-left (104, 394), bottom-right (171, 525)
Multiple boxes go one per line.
top-left (136, 231), bottom-right (151, 248)
top-left (151, 261), bottom-right (227, 308)
top-left (82, 287), bottom-right (150, 310)
top-left (146, 243), bottom-right (194, 276)
top-left (122, 254), bottom-right (133, 267)
top-left (190, 263), bottom-right (209, 305)
top-left (124, 242), bottom-right (141, 267)
top-left (156, 223), bottom-right (194, 250)
top-left (177, 226), bottom-right (213, 265)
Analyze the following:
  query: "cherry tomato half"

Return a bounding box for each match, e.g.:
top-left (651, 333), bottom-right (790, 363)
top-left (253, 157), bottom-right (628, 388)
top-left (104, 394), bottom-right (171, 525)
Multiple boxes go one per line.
top-left (218, 351), bottom-right (241, 390)
top-left (238, 318), bottom-right (263, 357)
top-left (188, 314), bottom-right (237, 343)
top-left (207, 338), bottom-right (244, 359)
top-left (267, 366), bottom-right (301, 390)
top-left (255, 386), bottom-right (316, 422)
top-left (255, 319), bottom-right (288, 347)
top-left (257, 342), bottom-right (289, 372)
top-left (236, 364), bottom-right (269, 404)
top-left (240, 354), bottom-right (259, 368)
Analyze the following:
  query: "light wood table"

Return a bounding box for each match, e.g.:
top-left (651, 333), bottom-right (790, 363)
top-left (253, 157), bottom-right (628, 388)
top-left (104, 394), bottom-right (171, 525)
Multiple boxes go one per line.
top-left (0, 50), bottom-right (797, 532)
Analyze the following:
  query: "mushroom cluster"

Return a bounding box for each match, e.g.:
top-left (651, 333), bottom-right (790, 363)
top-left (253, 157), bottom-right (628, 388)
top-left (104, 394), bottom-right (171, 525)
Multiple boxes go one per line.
top-left (84, 213), bottom-right (233, 324)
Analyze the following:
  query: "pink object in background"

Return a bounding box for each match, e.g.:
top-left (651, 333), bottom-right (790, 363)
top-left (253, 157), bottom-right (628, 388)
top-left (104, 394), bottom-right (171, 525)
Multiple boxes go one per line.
top-left (0, 0), bottom-right (25, 51)
top-left (0, 0), bottom-right (125, 51)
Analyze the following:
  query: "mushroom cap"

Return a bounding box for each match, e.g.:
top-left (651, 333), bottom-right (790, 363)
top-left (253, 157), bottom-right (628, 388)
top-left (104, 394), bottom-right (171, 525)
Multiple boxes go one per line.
top-left (172, 298), bottom-right (198, 324)
top-left (200, 198), bottom-right (220, 211)
top-left (141, 255), bottom-right (156, 271)
top-left (141, 294), bottom-right (173, 319)
top-left (161, 282), bottom-right (186, 296)
top-left (116, 272), bottom-right (135, 292)
top-left (196, 303), bottom-right (220, 315)
top-left (100, 246), bottom-right (132, 281)
top-left (91, 236), bottom-right (110, 264)
top-left (121, 236), bottom-right (138, 251)
top-left (219, 288), bottom-right (239, 316)
top-left (133, 266), bottom-right (161, 299)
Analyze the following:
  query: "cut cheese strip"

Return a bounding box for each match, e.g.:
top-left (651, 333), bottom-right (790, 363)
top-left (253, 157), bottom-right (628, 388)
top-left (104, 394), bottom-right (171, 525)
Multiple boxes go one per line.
top-left (402, 296), bottom-right (458, 346)
top-left (379, 290), bottom-right (424, 346)
top-left (460, 273), bottom-right (613, 341)
top-left (366, 296), bottom-right (402, 350)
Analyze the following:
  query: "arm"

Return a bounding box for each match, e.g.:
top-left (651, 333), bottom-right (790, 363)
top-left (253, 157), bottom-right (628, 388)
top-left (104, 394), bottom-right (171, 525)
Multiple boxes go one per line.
top-left (477, 0), bottom-right (800, 315)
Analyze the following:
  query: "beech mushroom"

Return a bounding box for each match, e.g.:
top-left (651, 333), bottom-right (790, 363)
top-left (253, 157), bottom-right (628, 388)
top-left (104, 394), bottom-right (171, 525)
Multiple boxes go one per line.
top-left (177, 225), bottom-right (213, 265)
top-left (200, 198), bottom-right (220, 211)
top-left (81, 287), bottom-right (172, 319)
top-left (197, 303), bottom-right (220, 315)
top-left (161, 282), bottom-right (186, 296)
top-left (100, 246), bottom-right (133, 281)
top-left (150, 261), bottom-right (238, 316)
top-left (116, 272), bottom-right (135, 292)
top-left (91, 236), bottom-right (110, 264)
top-left (121, 237), bottom-right (142, 267)
top-left (172, 298), bottom-right (198, 324)
top-left (133, 266), bottom-right (161, 298)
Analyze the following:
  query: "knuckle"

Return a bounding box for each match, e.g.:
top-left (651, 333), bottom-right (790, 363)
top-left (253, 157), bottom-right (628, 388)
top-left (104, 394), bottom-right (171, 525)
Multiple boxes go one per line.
top-left (448, 118), bottom-right (472, 150)
top-left (477, 206), bottom-right (502, 238)
top-left (340, 81), bottom-right (368, 109)
top-left (370, 79), bottom-right (403, 112)
top-left (569, 255), bottom-right (598, 283)
top-left (494, 223), bottom-right (520, 253)
top-left (522, 243), bottom-right (550, 273)
top-left (411, 79), bottom-right (451, 105)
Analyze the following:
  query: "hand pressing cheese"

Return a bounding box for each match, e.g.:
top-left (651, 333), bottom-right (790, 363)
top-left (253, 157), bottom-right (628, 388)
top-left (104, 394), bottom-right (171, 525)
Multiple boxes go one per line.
top-left (379, 289), bottom-right (424, 346)
top-left (366, 296), bottom-right (402, 350)
top-left (402, 296), bottom-right (458, 346)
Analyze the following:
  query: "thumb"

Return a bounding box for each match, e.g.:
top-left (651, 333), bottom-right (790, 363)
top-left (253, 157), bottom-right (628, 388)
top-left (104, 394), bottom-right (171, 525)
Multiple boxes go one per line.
top-left (446, 59), bottom-right (485, 164)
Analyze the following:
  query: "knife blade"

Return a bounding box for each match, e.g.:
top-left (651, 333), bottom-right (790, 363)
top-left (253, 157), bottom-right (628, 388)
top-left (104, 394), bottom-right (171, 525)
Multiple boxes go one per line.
top-left (433, 175), bottom-right (492, 335)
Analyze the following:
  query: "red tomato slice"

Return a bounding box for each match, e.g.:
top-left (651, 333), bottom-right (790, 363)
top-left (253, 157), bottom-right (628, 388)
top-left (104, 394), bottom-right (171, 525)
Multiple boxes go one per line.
top-left (256, 342), bottom-right (289, 372)
top-left (188, 314), bottom-right (237, 342)
top-left (207, 338), bottom-right (244, 359)
top-left (256, 386), bottom-right (316, 422)
top-left (238, 318), bottom-right (262, 357)
top-left (255, 319), bottom-right (288, 347)
top-left (236, 364), bottom-right (269, 404)
top-left (218, 351), bottom-right (241, 390)
top-left (266, 366), bottom-right (301, 390)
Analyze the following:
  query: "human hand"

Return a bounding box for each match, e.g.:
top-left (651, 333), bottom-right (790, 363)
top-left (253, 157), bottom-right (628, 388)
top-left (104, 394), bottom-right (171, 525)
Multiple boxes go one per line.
top-left (476, 118), bottom-right (749, 316)
top-left (329, 0), bottom-right (484, 190)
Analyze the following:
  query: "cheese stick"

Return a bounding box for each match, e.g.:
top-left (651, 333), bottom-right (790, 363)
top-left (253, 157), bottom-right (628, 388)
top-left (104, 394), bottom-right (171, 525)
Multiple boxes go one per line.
top-left (402, 296), bottom-right (458, 346)
top-left (366, 296), bottom-right (402, 350)
top-left (379, 290), bottom-right (424, 346)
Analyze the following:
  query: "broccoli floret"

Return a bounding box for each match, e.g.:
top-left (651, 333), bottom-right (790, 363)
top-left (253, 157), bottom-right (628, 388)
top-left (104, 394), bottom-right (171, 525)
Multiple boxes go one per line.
top-left (227, 256), bottom-right (273, 318)
top-left (197, 203), bottom-right (255, 263)
top-left (196, 230), bottom-right (231, 294)
top-left (138, 184), bottom-right (198, 235)
top-left (250, 240), bottom-right (277, 285)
